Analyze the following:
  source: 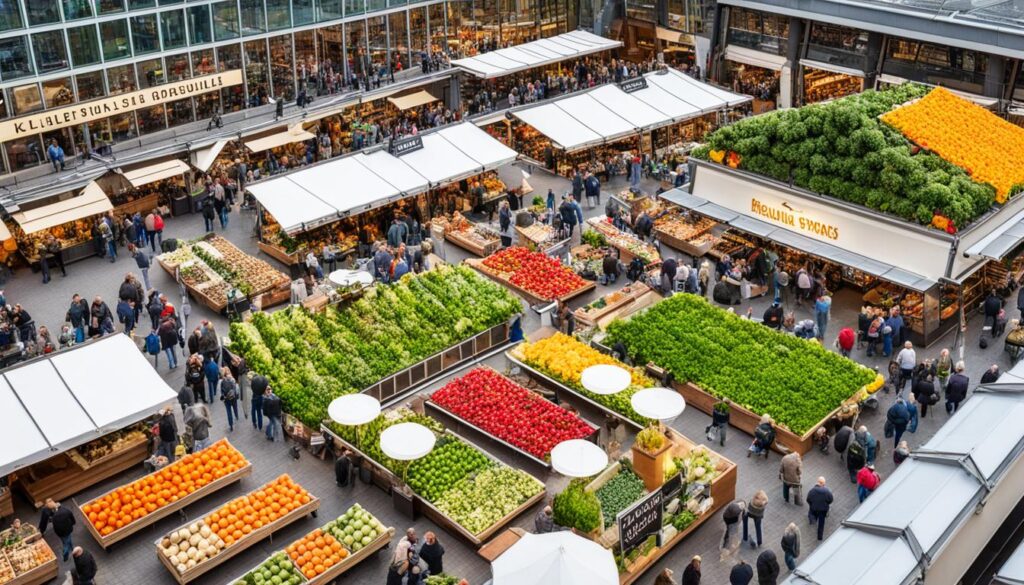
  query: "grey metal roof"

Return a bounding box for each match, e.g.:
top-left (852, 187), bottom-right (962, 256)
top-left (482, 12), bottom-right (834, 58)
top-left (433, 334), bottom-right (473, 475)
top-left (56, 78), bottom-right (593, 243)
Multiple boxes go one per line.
top-left (784, 360), bottom-right (1024, 585)
top-left (965, 209), bottom-right (1024, 260)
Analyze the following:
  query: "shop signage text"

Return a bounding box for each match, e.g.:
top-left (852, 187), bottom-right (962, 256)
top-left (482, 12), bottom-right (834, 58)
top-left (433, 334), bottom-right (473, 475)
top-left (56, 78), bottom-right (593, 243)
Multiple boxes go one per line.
top-left (390, 135), bottom-right (424, 156)
top-left (618, 489), bottom-right (663, 554)
top-left (619, 77), bottom-right (648, 93)
top-left (0, 70), bottom-right (244, 142)
top-left (751, 198), bottom-right (840, 240)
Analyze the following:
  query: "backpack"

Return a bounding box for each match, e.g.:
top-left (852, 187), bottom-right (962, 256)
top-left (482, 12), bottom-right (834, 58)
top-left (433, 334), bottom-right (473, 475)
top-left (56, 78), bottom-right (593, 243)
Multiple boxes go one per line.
top-left (222, 381), bottom-right (238, 402)
top-left (145, 332), bottom-right (161, 355)
top-left (847, 439), bottom-right (866, 462)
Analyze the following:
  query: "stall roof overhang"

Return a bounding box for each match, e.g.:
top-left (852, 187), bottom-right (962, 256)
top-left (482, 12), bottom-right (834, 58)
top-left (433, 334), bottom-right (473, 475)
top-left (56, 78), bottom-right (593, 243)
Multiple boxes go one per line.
top-left (511, 68), bottom-right (750, 152)
top-left (0, 334), bottom-right (177, 477)
top-left (387, 90), bottom-right (439, 110)
top-left (723, 44), bottom-right (788, 71)
top-left (245, 125), bottom-right (316, 152)
top-left (248, 122), bottom-right (517, 234)
top-left (192, 139), bottom-right (231, 172)
top-left (994, 535), bottom-right (1024, 584)
top-left (11, 181), bottom-right (113, 235)
top-left (964, 208), bottom-right (1024, 261)
top-left (453, 30), bottom-right (623, 79)
top-left (784, 362), bottom-right (1024, 585)
top-left (660, 188), bottom-right (935, 291)
top-left (120, 159), bottom-right (191, 188)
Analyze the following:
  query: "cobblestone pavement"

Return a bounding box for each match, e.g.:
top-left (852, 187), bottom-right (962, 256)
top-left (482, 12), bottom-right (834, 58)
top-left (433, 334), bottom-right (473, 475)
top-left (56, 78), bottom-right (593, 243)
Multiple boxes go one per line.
top-left (3, 165), bottom-right (1007, 585)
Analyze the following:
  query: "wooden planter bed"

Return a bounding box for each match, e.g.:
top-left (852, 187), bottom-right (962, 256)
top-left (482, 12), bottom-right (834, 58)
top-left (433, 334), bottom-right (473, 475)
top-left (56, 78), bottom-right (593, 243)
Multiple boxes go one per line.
top-left (0, 528), bottom-right (58, 585)
top-left (465, 258), bottom-right (595, 307)
top-left (653, 227), bottom-right (716, 258)
top-left (446, 229), bottom-right (501, 257)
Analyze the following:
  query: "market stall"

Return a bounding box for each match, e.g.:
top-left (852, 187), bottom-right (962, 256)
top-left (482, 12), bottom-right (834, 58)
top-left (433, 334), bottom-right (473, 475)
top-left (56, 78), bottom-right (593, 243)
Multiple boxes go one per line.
top-left (584, 217), bottom-right (660, 266)
top-left (8, 181), bottom-right (112, 266)
top-left (573, 282), bottom-right (659, 329)
top-left (244, 124), bottom-right (317, 175)
top-left (321, 407), bottom-right (546, 547)
top-left (466, 246), bottom-right (595, 306)
top-left (800, 61), bottom-right (864, 104)
top-left (224, 503), bottom-right (394, 585)
top-left (154, 474), bottom-right (318, 584)
top-left (0, 523), bottom-right (57, 585)
top-left (157, 234), bottom-right (290, 313)
top-left (0, 335), bottom-right (177, 506)
top-left (109, 158), bottom-right (191, 217)
top-left (550, 427), bottom-right (736, 584)
top-left (652, 208), bottom-right (718, 256)
top-left (432, 212), bottom-right (501, 257)
top-left (515, 221), bottom-right (565, 254)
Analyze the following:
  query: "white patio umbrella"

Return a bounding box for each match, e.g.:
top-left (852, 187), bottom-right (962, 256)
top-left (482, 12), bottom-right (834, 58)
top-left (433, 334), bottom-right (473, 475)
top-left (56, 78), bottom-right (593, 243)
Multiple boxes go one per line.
top-left (630, 387), bottom-right (685, 423)
top-left (550, 439), bottom-right (608, 478)
top-left (380, 422), bottom-right (437, 484)
top-left (492, 531), bottom-right (617, 585)
top-left (580, 364), bottom-right (631, 395)
top-left (328, 394), bottom-right (382, 450)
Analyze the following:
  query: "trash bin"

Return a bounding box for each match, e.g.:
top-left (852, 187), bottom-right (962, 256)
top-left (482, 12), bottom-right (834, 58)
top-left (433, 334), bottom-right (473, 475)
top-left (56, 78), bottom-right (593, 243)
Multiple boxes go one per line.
top-left (170, 194), bottom-right (190, 217)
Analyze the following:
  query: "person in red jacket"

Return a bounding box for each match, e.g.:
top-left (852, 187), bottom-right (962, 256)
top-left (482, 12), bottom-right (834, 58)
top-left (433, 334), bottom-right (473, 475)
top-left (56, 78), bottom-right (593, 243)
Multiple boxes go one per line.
top-left (836, 327), bottom-right (856, 357)
top-left (856, 464), bottom-right (881, 502)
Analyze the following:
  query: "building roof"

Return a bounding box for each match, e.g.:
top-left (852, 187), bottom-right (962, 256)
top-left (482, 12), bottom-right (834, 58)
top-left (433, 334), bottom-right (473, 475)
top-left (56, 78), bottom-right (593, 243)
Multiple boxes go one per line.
top-left (452, 30), bottom-right (623, 79)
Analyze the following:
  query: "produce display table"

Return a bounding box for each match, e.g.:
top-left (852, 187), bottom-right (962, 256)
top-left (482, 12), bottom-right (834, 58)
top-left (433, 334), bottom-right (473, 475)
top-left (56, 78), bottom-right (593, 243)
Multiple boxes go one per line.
top-left (156, 497), bottom-right (320, 584)
top-left (0, 525), bottom-right (58, 585)
top-left (585, 218), bottom-right (660, 267)
top-left (79, 453), bottom-right (253, 550)
top-left (652, 214), bottom-right (718, 257)
top-left (17, 433), bottom-right (149, 507)
top-left (573, 283), bottom-right (660, 329)
top-left (477, 527), bottom-right (525, 562)
top-left (257, 241), bottom-right (302, 267)
top-left (515, 223), bottom-right (565, 254)
top-left (465, 258), bottom-right (595, 307)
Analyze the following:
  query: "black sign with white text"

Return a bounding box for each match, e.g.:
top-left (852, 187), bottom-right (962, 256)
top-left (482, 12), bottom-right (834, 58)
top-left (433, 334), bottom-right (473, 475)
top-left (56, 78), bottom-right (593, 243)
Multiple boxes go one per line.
top-left (390, 135), bottom-right (424, 156)
top-left (618, 489), bottom-right (663, 553)
top-left (619, 77), bottom-right (648, 93)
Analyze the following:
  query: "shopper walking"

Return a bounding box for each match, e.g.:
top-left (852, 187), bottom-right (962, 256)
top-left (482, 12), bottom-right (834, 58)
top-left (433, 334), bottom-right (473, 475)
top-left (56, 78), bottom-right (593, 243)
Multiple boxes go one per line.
top-left (856, 464), bottom-right (881, 503)
top-left (177, 382), bottom-right (195, 416)
top-left (251, 375), bottom-right (267, 431)
top-left (730, 560), bottom-right (754, 585)
top-left (854, 425), bottom-right (878, 465)
top-left (203, 356), bottom-right (219, 403)
top-left (894, 440), bottom-right (911, 466)
top-left (755, 550), bottom-right (780, 585)
top-left (185, 354), bottom-right (206, 403)
top-left (39, 499), bottom-right (75, 561)
top-left (707, 401), bottom-right (730, 446)
top-left (981, 364), bottom-right (1002, 384)
top-left (156, 407), bottom-right (178, 461)
top-left (263, 384), bottom-right (282, 441)
top-left (935, 348), bottom-right (952, 391)
top-left (184, 402), bottom-right (212, 452)
top-left (885, 396), bottom-right (914, 448)
top-left (681, 555), bottom-right (701, 585)
top-left (742, 490), bottom-right (768, 549)
top-left (66, 294), bottom-right (89, 343)
top-left (912, 372), bottom-right (937, 418)
top-left (779, 451), bottom-right (802, 505)
top-left (720, 500), bottom-right (745, 560)
top-left (71, 547), bottom-right (97, 585)
top-left (44, 235), bottom-right (66, 280)
top-left (201, 197), bottom-right (216, 232)
top-left (158, 316), bottom-right (179, 370)
top-left (229, 354), bottom-right (249, 423)
top-left (806, 477), bottom-right (833, 541)
top-left (780, 523), bottom-right (801, 571)
top-left (130, 244), bottom-right (151, 291)
top-left (419, 531), bottom-right (445, 577)
top-left (946, 362), bottom-right (969, 414)
top-left (748, 415), bottom-right (775, 458)
top-left (895, 341), bottom-right (916, 391)
top-left (836, 326), bottom-right (855, 357)
top-left (220, 368), bottom-right (239, 432)
top-left (814, 291), bottom-right (831, 341)
top-left (655, 568), bottom-right (677, 585)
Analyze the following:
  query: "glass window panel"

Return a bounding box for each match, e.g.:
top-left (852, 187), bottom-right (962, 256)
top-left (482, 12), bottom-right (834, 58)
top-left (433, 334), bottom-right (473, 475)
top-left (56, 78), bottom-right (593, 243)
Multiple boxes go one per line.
top-left (161, 10), bottom-right (187, 49)
top-left (389, 11), bottom-right (408, 72)
top-left (390, 0), bottom-right (406, 7)
top-left (42, 77), bottom-right (74, 108)
top-left (293, 0), bottom-right (314, 25)
top-left (367, 15), bottom-right (387, 77)
top-left (167, 98), bottom-right (193, 127)
top-left (137, 104), bottom-right (166, 134)
top-left (240, 0), bottom-right (265, 35)
top-left (67, 25), bottom-right (100, 66)
top-left (0, 36), bottom-right (32, 80)
top-left (166, 52), bottom-right (189, 81)
top-left (10, 84), bottom-right (42, 115)
top-left (192, 48), bottom-right (215, 76)
top-left (188, 5), bottom-right (212, 44)
top-left (294, 30), bottom-right (318, 90)
top-left (0, 2), bottom-right (22, 31)
top-left (100, 19), bottom-right (131, 60)
top-left (27, 0), bottom-right (60, 26)
top-left (109, 112), bottom-right (138, 142)
top-left (344, 0), bottom-right (362, 18)
top-left (106, 64), bottom-right (137, 94)
top-left (268, 34), bottom-right (294, 101)
top-left (315, 25), bottom-right (342, 86)
top-left (409, 7), bottom-right (426, 66)
top-left (344, 20), bottom-right (367, 80)
top-left (75, 71), bottom-right (105, 100)
top-left (97, 0), bottom-right (124, 14)
top-left (31, 31), bottom-right (68, 73)
top-left (159, 0), bottom-right (184, 4)
top-left (131, 14), bottom-right (159, 54)
top-left (217, 43), bottom-right (244, 111)
top-left (367, 0), bottom-right (384, 13)
top-left (194, 89), bottom-right (220, 118)
top-left (429, 2), bottom-right (447, 54)
top-left (137, 58), bottom-right (164, 88)
top-left (128, 0), bottom-right (155, 8)
top-left (243, 39), bottom-right (270, 106)
top-left (213, 1), bottom-right (239, 40)
top-left (5, 135), bottom-right (45, 172)
top-left (320, 0), bottom-right (343, 20)
top-left (267, 0), bottom-right (290, 29)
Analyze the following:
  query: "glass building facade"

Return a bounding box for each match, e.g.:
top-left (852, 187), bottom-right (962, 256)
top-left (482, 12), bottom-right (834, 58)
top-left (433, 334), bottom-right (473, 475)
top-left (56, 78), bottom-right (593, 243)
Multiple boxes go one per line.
top-left (0, 0), bottom-right (574, 177)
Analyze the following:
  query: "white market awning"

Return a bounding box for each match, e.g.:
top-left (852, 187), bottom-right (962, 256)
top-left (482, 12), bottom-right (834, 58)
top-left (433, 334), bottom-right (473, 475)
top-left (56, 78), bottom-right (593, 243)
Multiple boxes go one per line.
top-left (965, 209), bottom-right (1024, 261)
top-left (800, 58), bottom-right (866, 79)
top-left (453, 30), bottom-right (623, 79)
top-left (512, 68), bottom-right (750, 152)
top-left (724, 45), bottom-right (787, 71)
top-left (192, 139), bottom-right (231, 172)
top-left (387, 90), bottom-right (439, 111)
top-left (0, 334), bottom-right (177, 477)
top-left (245, 126), bottom-right (316, 152)
top-left (249, 122), bottom-right (517, 234)
top-left (120, 159), bottom-right (191, 188)
top-left (11, 181), bottom-right (113, 235)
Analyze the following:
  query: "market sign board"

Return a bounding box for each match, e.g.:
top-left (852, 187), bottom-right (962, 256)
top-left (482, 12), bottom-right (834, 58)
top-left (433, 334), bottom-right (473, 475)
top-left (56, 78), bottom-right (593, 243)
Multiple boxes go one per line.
top-left (660, 472), bottom-right (683, 503)
top-left (390, 135), bottom-right (424, 157)
top-left (619, 77), bottom-right (648, 93)
top-left (618, 488), bottom-right (662, 554)
top-left (0, 70), bottom-right (243, 142)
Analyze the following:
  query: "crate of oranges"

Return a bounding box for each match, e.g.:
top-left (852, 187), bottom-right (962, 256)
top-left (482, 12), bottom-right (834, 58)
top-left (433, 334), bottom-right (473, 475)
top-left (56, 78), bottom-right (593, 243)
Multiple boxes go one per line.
top-left (79, 439), bottom-right (251, 549)
top-left (156, 474), bottom-right (320, 585)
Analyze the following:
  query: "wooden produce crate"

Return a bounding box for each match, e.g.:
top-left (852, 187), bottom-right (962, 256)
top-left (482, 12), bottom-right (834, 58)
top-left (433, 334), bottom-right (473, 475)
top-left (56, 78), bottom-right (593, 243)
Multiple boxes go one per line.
top-left (654, 227), bottom-right (715, 258)
top-left (79, 457), bottom-right (253, 550)
top-left (446, 229), bottom-right (501, 257)
top-left (305, 526), bottom-right (394, 585)
top-left (0, 544), bottom-right (57, 585)
top-left (17, 435), bottom-right (149, 506)
top-left (156, 498), bottom-right (321, 585)
top-left (465, 258), bottom-right (595, 307)
top-left (258, 241), bottom-right (303, 267)
top-left (586, 218), bottom-right (660, 267)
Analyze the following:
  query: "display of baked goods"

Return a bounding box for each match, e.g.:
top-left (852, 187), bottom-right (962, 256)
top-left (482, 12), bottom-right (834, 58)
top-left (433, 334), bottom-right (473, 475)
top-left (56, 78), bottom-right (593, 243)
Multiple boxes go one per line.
top-left (0, 528), bottom-right (54, 584)
top-left (655, 214), bottom-right (717, 241)
top-left (70, 423), bottom-right (148, 467)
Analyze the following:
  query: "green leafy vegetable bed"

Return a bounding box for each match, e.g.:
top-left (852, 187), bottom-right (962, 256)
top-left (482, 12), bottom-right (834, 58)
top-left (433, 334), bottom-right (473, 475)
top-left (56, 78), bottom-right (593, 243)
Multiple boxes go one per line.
top-left (595, 469), bottom-right (646, 527)
top-left (605, 295), bottom-right (877, 435)
top-left (229, 265), bottom-right (521, 426)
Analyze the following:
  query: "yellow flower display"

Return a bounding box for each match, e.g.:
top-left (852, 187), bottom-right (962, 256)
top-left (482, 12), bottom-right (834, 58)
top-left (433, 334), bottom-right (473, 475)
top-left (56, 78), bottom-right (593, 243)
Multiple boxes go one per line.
top-left (881, 87), bottom-right (1024, 203)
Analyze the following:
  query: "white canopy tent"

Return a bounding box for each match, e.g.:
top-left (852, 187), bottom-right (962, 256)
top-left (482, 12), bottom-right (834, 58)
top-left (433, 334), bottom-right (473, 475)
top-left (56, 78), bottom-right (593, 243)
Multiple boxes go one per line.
top-left (0, 334), bottom-right (177, 477)
top-left (511, 68), bottom-right (750, 152)
top-left (453, 30), bottom-right (622, 79)
top-left (248, 122), bottom-right (517, 234)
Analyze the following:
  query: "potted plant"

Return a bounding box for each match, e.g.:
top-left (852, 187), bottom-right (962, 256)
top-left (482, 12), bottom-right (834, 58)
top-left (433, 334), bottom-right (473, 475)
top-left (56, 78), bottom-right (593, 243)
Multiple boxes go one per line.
top-left (631, 426), bottom-right (671, 491)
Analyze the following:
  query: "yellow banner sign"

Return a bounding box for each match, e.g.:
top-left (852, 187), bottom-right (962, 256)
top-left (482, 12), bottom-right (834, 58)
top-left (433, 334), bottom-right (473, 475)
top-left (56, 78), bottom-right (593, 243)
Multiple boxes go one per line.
top-left (0, 70), bottom-right (244, 142)
top-left (751, 197), bottom-right (840, 240)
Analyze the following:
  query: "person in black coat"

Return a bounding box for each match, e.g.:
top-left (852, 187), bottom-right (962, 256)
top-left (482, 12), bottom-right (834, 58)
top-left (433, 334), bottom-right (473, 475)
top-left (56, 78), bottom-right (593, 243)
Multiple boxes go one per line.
top-left (571, 170), bottom-right (583, 201)
top-left (912, 373), bottom-right (937, 418)
top-left (833, 425), bottom-right (853, 458)
top-left (156, 408), bottom-right (178, 460)
top-left (730, 560), bottom-right (754, 585)
top-left (805, 477), bottom-right (833, 541)
top-left (419, 531), bottom-right (445, 577)
top-left (762, 302), bottom-right (783, 329)
top-left (158, 316), bottom-right (179, 369)
top-left (66, 294), bottom-right (90, 341)
top-left (177, 384), bottom-right (195, 415)
top-left (681, 555), bottom-right (701, 585)
top-left (755, 549), bottom-right (780, 585)
top-left (72, 547), bottom-right (97, 585)
top-left (335, 450), bottom-right (353, 487)
top-left (558, 198), bottom-right (577, 237)
top-left (981, 364), bottom-right (1001, 384)
top-left (946, 362), bottom-right (969, 414)
top-left (39, 499), bottom-right (76, 561)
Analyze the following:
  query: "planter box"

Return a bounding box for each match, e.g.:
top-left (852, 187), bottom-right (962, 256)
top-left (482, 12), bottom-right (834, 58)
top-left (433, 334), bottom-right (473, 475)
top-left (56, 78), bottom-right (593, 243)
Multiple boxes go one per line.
top-left (446, 230), bottom-right (500, 257)
top-left (17, 435), bottom-right (149, 506)
top-left (631, 441), bottom-right (671, 492)
top-left (654, 227), bottom-right (714, 257)
top-left (465, 258), bottom-right (595, 307)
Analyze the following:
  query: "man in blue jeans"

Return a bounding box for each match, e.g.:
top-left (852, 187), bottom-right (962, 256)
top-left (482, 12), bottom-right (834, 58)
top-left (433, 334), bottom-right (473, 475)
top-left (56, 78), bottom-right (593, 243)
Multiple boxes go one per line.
top-left (251, 374), bottom-right (267, 430)
top-left (39, 498), bottom-right (75, 561)
top-left (262, 384), bottom-right (282, 441)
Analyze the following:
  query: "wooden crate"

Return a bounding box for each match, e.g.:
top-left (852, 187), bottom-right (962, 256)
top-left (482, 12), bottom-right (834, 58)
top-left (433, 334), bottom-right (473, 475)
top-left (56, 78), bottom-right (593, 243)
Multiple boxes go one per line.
top-left (18, 436), bottom-right (149, 506)
top-left (465, 258), bottom-right (595, 306)
top-left (3, 554), bottom-right (57, 585)
top-left (446, 230), bottom-right (500, 257)
top-left (258, 241), bottom-right (303, 266)
top-left (156, 498), bottom-right (320, 584)
top-left (305, 526), bottom-right (394, 585)
top-left (654, 228), bottom-right (714, 258)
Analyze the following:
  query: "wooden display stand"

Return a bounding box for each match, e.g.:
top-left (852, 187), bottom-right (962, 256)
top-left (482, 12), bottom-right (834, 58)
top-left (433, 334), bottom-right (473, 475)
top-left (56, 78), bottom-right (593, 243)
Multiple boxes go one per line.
top-left (17, 435), bottom-right (149, 507)
top-left (0, 532), bottom-right (58, 585)
top-left (257, 241), bottom-right (303, 266)
top-left (0, 488), bottom-right (14, 518)
top-left (446, 230), bottom-right (501, 257)
top-left (574, 283), bottom-right (661, 329)
top-left (465, 258), bottom-right (595, 307)
top-left (654, 227), bottom-right (716, 257)
top-left (115, 193), bottom-right (161, 217)
top-left (79, 460), bottom-right (253, 550)
top-left (156, 497), bottom-right (321, 584)
top-left (585, 218), bottom-right (660, 267)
